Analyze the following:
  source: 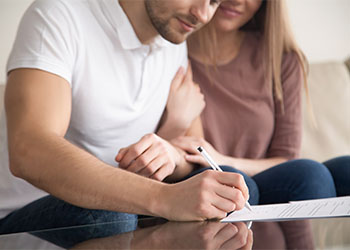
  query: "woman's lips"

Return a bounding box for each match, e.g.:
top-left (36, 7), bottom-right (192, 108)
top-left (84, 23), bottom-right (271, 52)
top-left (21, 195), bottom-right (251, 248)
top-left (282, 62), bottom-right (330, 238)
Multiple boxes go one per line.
top-left (219, 5), bottom-right (242, 18)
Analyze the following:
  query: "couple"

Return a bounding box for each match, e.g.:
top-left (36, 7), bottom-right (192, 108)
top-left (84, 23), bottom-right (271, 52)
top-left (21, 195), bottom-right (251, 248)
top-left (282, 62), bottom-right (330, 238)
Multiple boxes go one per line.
top-left (0, 0), bottom-right (348, 242)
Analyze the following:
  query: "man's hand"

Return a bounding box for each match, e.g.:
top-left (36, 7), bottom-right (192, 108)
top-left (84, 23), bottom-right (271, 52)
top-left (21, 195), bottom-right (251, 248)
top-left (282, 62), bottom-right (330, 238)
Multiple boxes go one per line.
top-left (115, 133), bottom-right (182, 181)
top-left (158, 170), bottom-right (249, 221)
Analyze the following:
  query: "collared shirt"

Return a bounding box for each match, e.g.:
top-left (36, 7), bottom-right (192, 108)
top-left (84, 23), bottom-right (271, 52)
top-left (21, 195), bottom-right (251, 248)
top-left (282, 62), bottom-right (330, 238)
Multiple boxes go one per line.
top-left (0, 0), bottom-right (187, 219)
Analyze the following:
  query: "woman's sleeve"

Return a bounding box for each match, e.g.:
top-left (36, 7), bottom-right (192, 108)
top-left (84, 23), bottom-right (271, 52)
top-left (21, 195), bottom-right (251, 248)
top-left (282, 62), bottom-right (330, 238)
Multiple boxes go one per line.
top-left (266, 52), bottom-right (304, 159)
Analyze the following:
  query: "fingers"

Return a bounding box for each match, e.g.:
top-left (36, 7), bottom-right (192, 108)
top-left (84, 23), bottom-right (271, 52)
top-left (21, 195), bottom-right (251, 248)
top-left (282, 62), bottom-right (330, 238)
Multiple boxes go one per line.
top-left (194, 171), bottom-right (239, 218)
top-left (214, 223), bottom-right (239, 248)
top-left (198, 171), bottom-right (248, 213)
top-left (211, 193), bottom-right (237, 212)
top-left (116, 134), bottom-right (154, 168)
top-left (150, 164), bottom-right (173, 181)
top-left (216, 172), bottom-right (249, 206)
top-left (240, 229), bottom-right (253, 250)
top-left (115, 134), bottom-right (177, 181)
top-left (170, 67), bottom-right (185, 91)
top-left (184, 62), bottom-right (193, 83)
top-left (171, 136), bottom-right (205, 154)
top-left (115, 147), bottom-right (127, 162)
top-left (221, 222), bottom-right (250, 250)
top-left (214, 183), bottom-right (247, 211)
top-left (196, 222), bottom-right (236, 249)
top-left (185, 154), bottom-right (208, 166)
top-left (136, 153), bottom-right (174, 181)
top-left (125, 143), bottom-right (161, 173)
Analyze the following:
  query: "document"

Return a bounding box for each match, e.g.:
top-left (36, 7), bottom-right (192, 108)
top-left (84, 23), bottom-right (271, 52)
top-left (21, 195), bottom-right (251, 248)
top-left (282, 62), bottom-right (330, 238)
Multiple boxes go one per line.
top-left (221, 196), bottom-right (350, 223)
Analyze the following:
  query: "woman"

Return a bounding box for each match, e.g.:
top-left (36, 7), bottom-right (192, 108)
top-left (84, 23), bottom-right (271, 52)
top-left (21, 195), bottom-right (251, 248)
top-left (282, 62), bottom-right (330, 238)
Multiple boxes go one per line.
top-left (159, 0), bottom-right (349, 248)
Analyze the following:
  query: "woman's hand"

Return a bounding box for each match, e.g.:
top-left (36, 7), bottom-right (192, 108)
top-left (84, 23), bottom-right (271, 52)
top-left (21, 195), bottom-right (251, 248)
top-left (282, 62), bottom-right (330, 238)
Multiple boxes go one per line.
top-left (171, 136), bottom-right (228, 167)
top-left (157, 65), bottom-right (205, 140)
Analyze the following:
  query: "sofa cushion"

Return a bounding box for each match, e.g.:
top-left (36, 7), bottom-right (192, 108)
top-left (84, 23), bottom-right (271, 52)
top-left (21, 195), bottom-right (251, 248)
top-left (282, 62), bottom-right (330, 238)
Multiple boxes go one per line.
top-left (301, 62), bottom-right (350, 162)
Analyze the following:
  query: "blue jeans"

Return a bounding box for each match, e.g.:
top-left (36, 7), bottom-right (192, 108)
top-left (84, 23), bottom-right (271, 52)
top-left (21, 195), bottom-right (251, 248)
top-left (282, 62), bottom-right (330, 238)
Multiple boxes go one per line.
top-left (187, 156), bottom-right (349, 205)
top-left (0, 195), bottom-right (138, 245)
top-left (323, 156), bottom-right (350, 196)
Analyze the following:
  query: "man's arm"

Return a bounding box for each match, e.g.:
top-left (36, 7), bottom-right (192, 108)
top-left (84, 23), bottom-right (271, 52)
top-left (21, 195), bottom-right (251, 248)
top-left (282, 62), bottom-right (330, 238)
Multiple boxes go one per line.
top-left (5, 69), bottom-right (248, 220)
top-left (5, 68), bottom-right (164, 215)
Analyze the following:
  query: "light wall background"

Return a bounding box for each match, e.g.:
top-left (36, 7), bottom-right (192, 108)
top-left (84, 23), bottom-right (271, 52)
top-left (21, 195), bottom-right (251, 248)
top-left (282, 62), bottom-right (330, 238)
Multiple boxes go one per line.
top-left (0, 0), bottom-right (350, 85)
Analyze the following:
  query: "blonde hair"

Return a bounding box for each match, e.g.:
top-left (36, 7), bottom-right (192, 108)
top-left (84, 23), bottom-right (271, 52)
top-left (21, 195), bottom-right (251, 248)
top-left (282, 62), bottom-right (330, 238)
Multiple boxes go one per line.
top-left (188, 0), bottom-right (311, 114)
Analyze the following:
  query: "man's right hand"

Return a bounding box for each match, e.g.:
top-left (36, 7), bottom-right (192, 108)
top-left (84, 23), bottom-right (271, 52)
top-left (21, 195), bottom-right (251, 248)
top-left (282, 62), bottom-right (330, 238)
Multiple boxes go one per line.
top-left (157, 170), bottom-right (249, 221)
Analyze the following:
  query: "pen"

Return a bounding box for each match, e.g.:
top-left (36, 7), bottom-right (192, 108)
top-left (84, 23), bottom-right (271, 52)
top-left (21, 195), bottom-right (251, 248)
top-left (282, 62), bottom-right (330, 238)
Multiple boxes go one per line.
top-left (197, 146), bottom-right (253, 212)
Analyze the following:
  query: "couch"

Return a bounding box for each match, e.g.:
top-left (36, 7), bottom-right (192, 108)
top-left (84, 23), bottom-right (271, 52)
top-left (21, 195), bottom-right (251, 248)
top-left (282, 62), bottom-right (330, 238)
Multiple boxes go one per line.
top-left (301, 58), bottom-right (350, 249)
top-left (0, 58), bottom-right (349, 248)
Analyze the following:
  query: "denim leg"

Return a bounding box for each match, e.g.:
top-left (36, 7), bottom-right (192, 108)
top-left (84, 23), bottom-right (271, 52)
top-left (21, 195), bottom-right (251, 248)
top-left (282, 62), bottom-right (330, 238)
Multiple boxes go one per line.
top-left (252, 159), bottom-right (337, 204)
top-left (0, 195), bottom-right (137, 247)
top-left (183, 165), bottom-right (259, 205)
top-left (323, 155), bottom-right (350, 196)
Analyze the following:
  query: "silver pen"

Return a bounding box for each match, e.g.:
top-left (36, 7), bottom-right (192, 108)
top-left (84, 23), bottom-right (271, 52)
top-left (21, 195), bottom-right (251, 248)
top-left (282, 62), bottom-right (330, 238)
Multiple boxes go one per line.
top-left (197, 146), bottom-right (253, 212)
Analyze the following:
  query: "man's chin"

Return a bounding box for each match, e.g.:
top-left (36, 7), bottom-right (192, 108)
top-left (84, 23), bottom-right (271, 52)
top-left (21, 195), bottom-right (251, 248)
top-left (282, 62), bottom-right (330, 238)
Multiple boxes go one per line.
top-left (161, 31), bottom-right (190, 44)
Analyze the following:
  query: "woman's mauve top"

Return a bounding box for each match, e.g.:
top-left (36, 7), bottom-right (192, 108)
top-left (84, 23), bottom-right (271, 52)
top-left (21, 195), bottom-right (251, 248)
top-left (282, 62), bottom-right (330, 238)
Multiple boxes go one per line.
top-left (190, 32), bottom-right (303, 160)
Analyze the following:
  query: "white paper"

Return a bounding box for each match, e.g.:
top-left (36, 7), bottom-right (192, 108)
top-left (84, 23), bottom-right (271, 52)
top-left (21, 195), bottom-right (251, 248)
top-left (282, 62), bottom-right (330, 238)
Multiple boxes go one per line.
top-left (221, 196), bottom-right (350, 223)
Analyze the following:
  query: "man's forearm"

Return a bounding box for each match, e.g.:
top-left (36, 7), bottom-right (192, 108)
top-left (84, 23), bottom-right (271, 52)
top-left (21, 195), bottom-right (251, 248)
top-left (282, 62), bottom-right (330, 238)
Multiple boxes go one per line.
top-left (8, 131), bottom-right (165, 216)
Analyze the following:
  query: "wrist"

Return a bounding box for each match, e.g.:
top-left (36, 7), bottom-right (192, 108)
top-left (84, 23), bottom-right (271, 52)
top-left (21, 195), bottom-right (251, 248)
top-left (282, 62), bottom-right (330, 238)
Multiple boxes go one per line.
top-left (160, 115), bottom-right (189, 138)
top-left (221, 155), bottom-right (237, 167)
top-left (149, 182), bottom-right (172, 218)
top-left (165, 146), bottom-right (190, 182)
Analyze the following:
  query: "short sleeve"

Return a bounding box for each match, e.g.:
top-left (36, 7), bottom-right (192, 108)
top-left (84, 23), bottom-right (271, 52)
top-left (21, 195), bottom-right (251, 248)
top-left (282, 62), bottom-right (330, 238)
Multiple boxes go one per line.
top-left (267, 52), bottom-right (303, 159)
top-left (6, 0), bottom-right (78, 85)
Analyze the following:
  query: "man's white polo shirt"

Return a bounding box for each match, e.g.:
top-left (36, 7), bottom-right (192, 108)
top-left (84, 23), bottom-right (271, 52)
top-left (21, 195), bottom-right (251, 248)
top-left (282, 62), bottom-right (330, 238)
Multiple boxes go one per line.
top-left (0, 0), bottom-right (187, 219)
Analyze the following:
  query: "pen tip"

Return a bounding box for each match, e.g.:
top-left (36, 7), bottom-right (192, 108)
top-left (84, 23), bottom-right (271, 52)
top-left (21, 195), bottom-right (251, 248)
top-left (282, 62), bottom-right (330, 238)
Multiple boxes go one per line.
top-left (197, 146), bottom-right (203, 152)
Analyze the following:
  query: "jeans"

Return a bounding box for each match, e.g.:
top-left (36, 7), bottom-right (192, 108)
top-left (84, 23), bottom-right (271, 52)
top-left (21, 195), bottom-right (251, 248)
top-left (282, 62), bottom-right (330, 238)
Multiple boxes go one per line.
top-left (252, 158), bottom-right (338, 204)
top-left (0, 195), bottom-right (137, 247)
top-left (188, 156), bottom-right (349, 205)
top-left (323, 155), bottom-right (350, 196)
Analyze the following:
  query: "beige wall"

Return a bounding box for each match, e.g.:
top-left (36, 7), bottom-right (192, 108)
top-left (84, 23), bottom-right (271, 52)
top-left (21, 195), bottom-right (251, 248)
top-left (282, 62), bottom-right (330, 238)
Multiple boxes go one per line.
top-left (0, 0), bottom-right (34, 85)
top-left (287, 0), bottom-right (350, 63)
top-left (0, 0), bottom-right (350, 85)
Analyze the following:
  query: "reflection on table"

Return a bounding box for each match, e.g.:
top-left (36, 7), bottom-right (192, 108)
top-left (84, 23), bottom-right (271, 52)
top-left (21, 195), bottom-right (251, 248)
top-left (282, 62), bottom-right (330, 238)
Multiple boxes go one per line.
top-left (0, 217), bottom-right (349, 249)
top-left (0, 218), bottom-right (252, 250)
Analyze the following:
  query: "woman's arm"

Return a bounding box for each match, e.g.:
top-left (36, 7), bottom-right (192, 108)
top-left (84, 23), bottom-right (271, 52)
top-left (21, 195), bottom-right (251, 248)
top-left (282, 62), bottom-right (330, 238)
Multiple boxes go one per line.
top-left (172, 136), bottom-right (288, 176)
top-left (157, 65), bottom-right (205, 140)
top-left (220, 156), bottom-right (288, 176)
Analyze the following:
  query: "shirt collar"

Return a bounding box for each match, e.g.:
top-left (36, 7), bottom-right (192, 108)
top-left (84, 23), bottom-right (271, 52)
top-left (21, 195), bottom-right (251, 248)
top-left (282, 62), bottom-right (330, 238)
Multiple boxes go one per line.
top-left (102, 0), bottom-right (172, 50)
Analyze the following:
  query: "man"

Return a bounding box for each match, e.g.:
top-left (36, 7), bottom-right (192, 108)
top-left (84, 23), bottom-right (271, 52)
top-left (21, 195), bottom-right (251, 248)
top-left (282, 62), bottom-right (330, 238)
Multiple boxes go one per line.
top-left (0, 0), bottom-right (248, 234)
